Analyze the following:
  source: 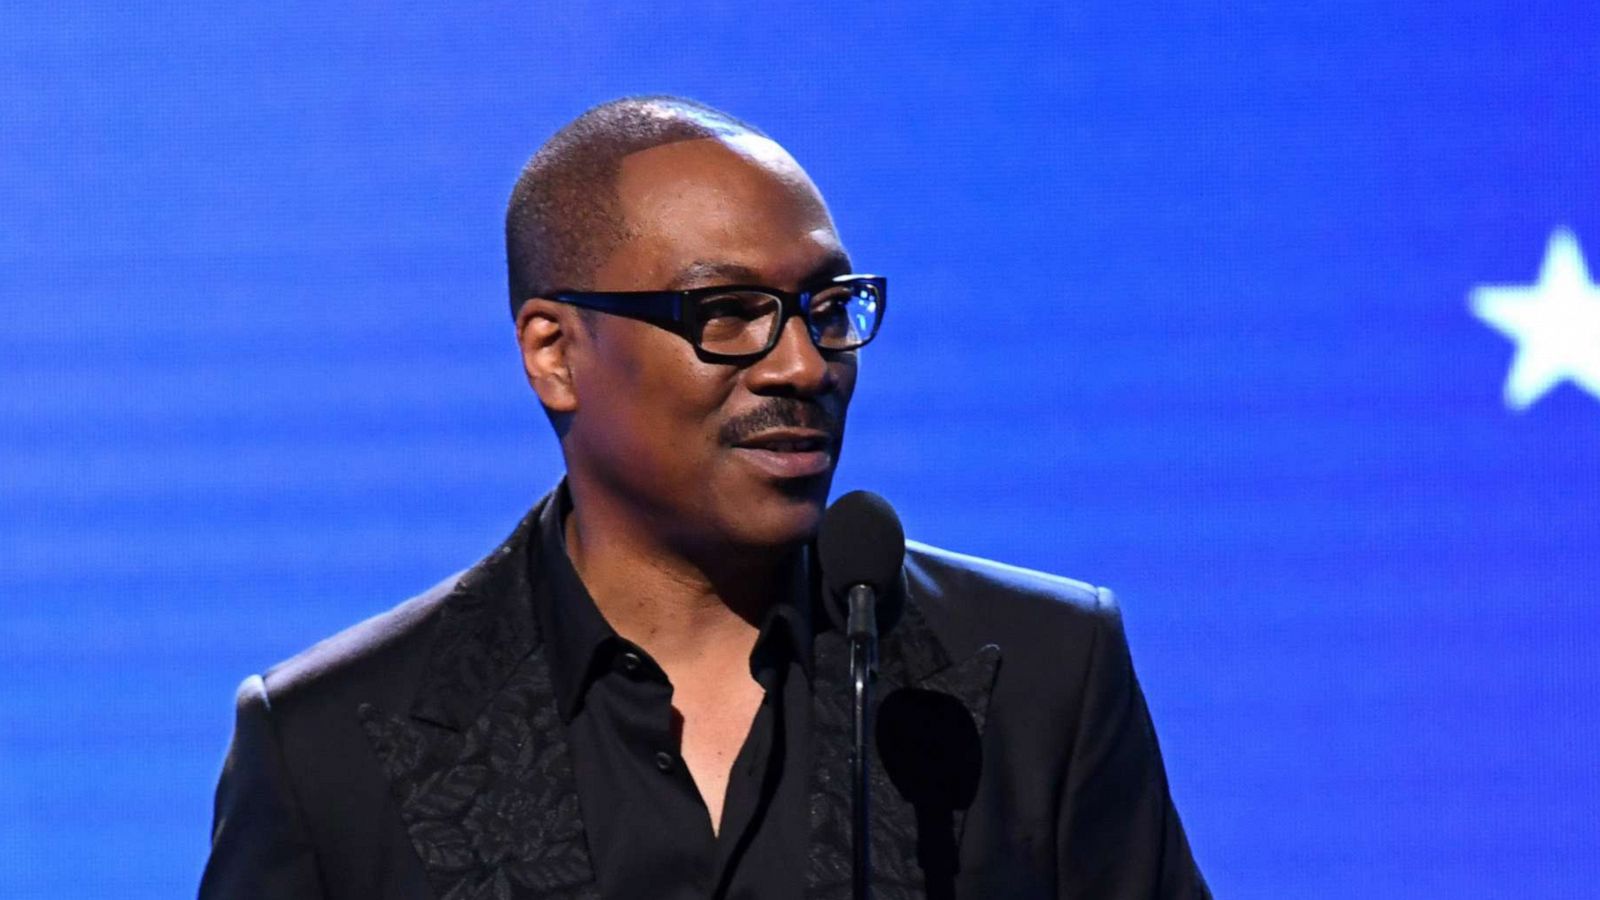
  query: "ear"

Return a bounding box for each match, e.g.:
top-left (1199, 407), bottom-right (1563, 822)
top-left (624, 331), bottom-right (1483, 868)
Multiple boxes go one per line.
top-left (515, 298), bottom-right (582, 415)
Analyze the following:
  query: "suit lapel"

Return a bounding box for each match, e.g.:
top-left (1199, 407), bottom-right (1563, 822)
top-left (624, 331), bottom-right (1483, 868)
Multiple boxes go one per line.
top-left (807, 585), bottom-right (1003, 900)
top-left (360, 497), bottom-right (600, 900)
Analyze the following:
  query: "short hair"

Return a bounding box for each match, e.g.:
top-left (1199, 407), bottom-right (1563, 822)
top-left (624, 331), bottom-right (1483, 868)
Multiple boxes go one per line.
top-left (504, 95), bottom-right (769, 318)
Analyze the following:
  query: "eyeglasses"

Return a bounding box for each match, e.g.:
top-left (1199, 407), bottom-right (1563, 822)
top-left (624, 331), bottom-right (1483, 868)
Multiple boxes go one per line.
top-left (548, 274), bottom-right (886, 363)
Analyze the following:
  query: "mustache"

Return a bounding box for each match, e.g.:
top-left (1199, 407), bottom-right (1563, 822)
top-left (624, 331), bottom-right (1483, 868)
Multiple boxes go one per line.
top-left (719, 399), bottom-right (843, 446)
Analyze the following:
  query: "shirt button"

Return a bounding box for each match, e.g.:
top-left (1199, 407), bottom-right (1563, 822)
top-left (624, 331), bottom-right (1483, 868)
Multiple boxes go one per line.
top-left (620, 651), bottom-right (643, 675)
top-left (654, 751), bottom-right (675, 772)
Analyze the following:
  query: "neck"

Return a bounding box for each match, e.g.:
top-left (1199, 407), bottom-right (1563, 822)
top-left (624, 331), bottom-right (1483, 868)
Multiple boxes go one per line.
top-left (562, 486), bottom-right (801, 670)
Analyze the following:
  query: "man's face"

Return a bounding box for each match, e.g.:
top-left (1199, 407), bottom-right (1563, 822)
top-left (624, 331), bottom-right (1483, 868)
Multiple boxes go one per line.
top-left (561, 135), bottom-right (858, 555)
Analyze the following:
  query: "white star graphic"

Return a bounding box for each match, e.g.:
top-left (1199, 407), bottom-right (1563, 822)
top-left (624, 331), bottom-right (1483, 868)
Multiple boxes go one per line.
top-left (1470, 228), bottom-right (1600, 410)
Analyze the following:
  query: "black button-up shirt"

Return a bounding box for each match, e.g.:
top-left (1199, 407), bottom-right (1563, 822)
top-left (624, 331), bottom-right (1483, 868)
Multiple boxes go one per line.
top-left (532, 494), bottom-right (815, 899)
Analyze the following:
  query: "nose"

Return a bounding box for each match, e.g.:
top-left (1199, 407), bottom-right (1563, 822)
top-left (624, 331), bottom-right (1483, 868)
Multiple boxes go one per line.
top-left (745, 315), bottom-right (836, 397)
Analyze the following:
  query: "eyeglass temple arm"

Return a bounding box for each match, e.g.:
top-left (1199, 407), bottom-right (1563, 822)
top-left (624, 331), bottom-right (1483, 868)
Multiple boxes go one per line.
top-left (551, 291), bottom-right (685, 330)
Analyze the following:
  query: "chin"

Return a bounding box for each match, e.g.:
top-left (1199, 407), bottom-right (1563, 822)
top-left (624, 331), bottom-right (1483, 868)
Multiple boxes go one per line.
top-left (719, 476), bottom-right (831, 549)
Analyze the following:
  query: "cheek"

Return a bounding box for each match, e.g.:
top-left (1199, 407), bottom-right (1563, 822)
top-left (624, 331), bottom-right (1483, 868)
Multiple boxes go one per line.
top-left (839, 356), bottom-right (860, 392)
top-left (831, 356), bottom-right (860, 411)
top-left (579, 330), bottom-right (733, 463)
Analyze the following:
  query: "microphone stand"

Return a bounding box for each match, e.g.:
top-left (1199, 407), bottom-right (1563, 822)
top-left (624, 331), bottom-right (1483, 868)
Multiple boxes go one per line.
top-left (845, 583), bottom-right (879, 900)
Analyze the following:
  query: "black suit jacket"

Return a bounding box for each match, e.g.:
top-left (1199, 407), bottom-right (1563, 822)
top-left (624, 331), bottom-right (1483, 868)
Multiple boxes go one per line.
top-left (201, 491), bottom-right (1209, 898)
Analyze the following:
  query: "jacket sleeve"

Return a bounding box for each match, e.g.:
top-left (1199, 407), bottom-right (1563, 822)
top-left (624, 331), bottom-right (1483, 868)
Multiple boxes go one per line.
top-left (199, 674), bottom-right (326, 899)
top-left (1056, 589), bottom-right (1211, 899)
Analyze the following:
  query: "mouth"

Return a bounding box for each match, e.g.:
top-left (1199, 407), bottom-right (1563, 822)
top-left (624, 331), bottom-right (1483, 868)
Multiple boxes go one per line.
top-left (731, 429), bottom-right (837, 479)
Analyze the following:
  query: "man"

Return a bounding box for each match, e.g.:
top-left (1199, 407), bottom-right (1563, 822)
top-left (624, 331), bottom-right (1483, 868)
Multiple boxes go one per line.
top-left (200, 96), bottom-right (1209, 899)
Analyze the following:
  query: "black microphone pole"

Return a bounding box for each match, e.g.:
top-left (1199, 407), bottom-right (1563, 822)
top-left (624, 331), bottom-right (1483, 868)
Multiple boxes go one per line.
top-left (847, 580), bottom-right (877, 900)
top-left (818, 491), bottom-right (905, 900)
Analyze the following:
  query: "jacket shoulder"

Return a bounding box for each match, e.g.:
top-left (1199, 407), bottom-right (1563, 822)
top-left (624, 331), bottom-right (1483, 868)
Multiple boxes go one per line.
top-left (254, 570), bottom-right (465, 718)
top-left (249, 497), bottom-right (548, 727)
top-left (903, 540), bottom-right (1119, 663)
top-left (906, 541), bottom-right (1110, 608)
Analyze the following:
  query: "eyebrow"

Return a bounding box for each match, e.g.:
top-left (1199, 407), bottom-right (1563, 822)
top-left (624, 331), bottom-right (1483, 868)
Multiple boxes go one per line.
top-left (665, 252), bottom-right (854, 291)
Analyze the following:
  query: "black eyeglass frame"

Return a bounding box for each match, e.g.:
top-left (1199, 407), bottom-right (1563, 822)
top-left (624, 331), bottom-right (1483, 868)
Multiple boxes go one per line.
top-left (546, 274), bottom-right (887, 364)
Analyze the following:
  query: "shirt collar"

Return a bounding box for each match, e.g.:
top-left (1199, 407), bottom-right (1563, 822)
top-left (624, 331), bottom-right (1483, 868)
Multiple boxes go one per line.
top-left (532, 486), bottom-right (617, 723)
top-left (749, 552), bottom-right (817, 690)
top-left (531, 483), bottom-right (819, 723)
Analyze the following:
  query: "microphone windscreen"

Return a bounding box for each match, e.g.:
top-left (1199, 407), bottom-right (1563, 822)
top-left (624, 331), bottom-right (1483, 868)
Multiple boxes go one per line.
top-left (818, 490), bottom-right (906, 600)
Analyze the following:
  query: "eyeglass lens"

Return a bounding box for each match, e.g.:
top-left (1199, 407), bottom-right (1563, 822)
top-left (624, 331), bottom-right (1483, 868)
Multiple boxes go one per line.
top-left (693, 282), bottom-right (882, 356)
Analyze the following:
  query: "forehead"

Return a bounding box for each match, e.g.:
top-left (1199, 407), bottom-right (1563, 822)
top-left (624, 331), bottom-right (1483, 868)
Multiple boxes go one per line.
top-left (600, 135), bottom-right (845, 289)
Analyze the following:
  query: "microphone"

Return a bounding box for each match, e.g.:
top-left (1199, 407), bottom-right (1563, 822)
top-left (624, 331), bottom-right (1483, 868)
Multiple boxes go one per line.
top-left (818, 490), bottom-right (906, 639)
top-left (817, 489), bottom-right (905, 900)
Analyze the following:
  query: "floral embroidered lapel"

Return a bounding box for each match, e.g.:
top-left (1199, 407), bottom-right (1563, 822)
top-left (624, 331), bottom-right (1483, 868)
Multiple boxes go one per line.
top-left (359, 500), bottom-right (598, 900)
top-left (359, 494), bottom-right (1001, 900)
top-left (806, 593), bottom-right (1003, 900)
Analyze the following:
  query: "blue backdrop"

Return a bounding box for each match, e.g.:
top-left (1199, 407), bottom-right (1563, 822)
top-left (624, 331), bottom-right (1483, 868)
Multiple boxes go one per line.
top-left (3, 3), bottom-right (1598, 897)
